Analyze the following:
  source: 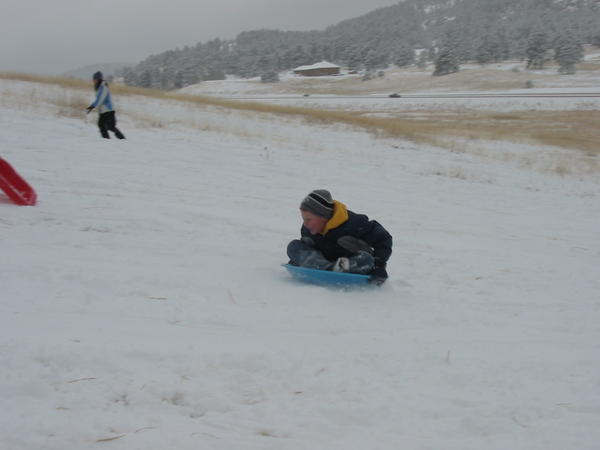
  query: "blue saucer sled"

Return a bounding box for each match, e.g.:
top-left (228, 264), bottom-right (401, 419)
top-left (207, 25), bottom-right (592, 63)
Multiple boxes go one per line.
top-left (282, 264), bottom-right (370, 287)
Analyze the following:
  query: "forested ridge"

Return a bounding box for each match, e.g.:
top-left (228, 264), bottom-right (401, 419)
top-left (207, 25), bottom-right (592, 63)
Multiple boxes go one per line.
top-left (120, 0), bottom-right (600, 89)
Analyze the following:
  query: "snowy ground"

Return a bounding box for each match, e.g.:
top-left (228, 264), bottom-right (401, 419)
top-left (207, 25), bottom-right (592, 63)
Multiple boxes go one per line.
top-left (1, 79), bottom-right (599, 450)
top-left (218, 90), bottom-right (600, 114)
top-left (180, 63), bottom-right (600, 114)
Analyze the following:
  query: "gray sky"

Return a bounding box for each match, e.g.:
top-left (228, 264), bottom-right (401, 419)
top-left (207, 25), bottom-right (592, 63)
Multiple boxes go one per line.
top-left (1, 0), bottom-right (400, 75)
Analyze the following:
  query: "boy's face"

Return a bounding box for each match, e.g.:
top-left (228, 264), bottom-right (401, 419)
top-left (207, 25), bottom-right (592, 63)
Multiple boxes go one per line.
top-left (301, 209), bottom-right (328, 235)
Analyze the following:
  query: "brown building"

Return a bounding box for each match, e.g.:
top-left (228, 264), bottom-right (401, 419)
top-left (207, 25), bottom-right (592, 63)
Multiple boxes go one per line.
top-left (293, 61), bottom-right (341, 77)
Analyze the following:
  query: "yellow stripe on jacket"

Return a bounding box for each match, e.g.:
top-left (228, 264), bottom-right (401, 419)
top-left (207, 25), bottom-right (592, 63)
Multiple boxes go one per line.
top-left (320, 200), bottom-right (349, 235)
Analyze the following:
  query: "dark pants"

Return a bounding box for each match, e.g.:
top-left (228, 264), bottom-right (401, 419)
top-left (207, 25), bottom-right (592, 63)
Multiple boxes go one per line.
top-left (287, 239), bottom-right (374, 274)
top-left (98, 111), bottom-right (125, 139)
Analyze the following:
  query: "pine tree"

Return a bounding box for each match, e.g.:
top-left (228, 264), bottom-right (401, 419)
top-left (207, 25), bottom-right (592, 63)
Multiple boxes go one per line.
top-left (122, 68), bottom-right (138, 86)
top-left (291, 45), bottom-right (310, 67)
top-left (433, 45), bottom-right (459, 76)
top-left (346, 47), bottom-right (363, 72)
top-left (159, 68), bottom-right (170, 90)
top-left (138, 70), bottom-right (152, 89)
top-left (493, 29), bottom-right (511, 61)
top-left (331, 36), bottom-right (349, 63)
top-left (395, 44), bottom-right (415, 67)
top-left (364, 49), bottom-right (380, 70)
top-left (260, 71), bottom-right (280, 83)
top-left (308, 42), bottom-right (324, 62)
top-left (173, 71), bottom-right (183, 89)
top-left (181, 64), bottom-right (199, 86)
top-left (526, 28), bottom-right (549, 70)
top-left (427, 46), bottom-right (437, 62)
top-left (475, 35), bottom-right (495, 65)
top-left (554, 30), bottom-right (583, 74)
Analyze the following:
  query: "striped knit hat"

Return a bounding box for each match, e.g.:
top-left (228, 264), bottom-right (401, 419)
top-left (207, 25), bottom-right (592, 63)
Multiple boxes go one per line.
top-left (300, 189), bottom-right (334, 218)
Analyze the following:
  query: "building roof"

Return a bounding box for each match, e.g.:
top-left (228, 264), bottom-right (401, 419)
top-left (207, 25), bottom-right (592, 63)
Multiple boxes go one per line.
top-left (293, 61), bottom-right (340, 72)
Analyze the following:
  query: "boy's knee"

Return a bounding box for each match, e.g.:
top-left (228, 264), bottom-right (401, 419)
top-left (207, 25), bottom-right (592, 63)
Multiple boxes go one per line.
top-left (287, 239), bottom-right (303, 258)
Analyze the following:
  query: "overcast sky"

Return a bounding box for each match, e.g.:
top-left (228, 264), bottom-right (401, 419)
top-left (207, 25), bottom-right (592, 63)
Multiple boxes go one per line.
top-left (1, 0), bottom-right (400, 75)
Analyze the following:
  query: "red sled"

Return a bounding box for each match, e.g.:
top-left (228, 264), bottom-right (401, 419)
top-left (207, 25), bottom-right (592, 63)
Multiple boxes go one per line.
top-left (0, 158), bottom-right (37, 206)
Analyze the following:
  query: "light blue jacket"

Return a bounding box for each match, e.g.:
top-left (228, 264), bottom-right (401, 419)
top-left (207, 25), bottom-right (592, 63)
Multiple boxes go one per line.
top-left (90, 81), bottom-right (114, 114)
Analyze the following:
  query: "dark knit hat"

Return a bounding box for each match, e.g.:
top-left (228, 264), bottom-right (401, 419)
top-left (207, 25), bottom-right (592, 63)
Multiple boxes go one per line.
top-left (93, 71), bottom-right (103, 81)
top-left (300, 189), bottom-right (334, 218)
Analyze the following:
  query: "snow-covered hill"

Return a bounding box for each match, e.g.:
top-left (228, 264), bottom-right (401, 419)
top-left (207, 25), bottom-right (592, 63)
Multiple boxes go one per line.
top-left (1, 78), bottom-right (599, 450)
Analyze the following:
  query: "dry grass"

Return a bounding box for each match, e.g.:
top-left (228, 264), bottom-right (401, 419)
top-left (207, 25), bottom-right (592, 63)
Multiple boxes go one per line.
top-left (577, 62), bottom-right (600, 72)
top-left (2, 72), bottom-right (599, 161)
top-left (54, 92), bottom-right (88, 119)
top-left (0, 72), bottom-right (90, 90)
top-left (277, 64), bottom-right (555, 95)
top-left (28, 73), bottom-right (438, 144)
top-left (378, 109), bottom-right (600, 156)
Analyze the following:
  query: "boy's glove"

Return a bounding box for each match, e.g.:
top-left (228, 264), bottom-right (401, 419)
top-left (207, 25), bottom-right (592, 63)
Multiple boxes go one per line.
top-left (369, 259), bottom-right (388, 286)
top-left (86, 106), bottom-right (94, 114)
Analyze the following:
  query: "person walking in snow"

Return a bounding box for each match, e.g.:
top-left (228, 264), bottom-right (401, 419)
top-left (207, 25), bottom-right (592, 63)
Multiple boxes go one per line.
top-left (86, 71), bottom-right (125, 139)
top-left (287, 189), bottom-right (392, 285)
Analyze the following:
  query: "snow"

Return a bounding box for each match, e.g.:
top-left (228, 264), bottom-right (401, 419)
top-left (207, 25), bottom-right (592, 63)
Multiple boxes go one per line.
top-left (227, 92), bottom-right (600, 114)
top-left (180, 60), bottom-right (600, 114)
top-left (584, 51), bottom-right (600, 61)
top-left (1, 78), bottom-right (600, 450)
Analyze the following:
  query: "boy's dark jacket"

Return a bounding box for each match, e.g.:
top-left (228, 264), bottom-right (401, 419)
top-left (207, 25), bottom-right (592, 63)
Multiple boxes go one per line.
top-left (300, 201), bottom-right (392, 267)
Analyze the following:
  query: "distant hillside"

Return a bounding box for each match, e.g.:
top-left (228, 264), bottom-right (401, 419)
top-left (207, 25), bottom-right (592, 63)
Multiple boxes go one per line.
top-left (121, 0), bottom-right (600, 89)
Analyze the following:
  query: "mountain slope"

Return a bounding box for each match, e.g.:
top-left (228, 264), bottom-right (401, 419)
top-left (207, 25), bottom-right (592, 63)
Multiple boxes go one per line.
top-left (121, 0), bottom-right (600, 88)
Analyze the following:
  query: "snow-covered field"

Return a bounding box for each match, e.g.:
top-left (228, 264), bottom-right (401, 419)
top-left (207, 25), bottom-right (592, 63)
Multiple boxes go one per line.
top-left (181, 57), bottom-right (600, 114)
top-left (1, 78), bottom-right (599, 450)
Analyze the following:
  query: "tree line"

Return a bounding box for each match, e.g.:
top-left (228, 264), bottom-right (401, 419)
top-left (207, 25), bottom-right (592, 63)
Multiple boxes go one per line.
top-left (120, 0), bottom-right (600, 89)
